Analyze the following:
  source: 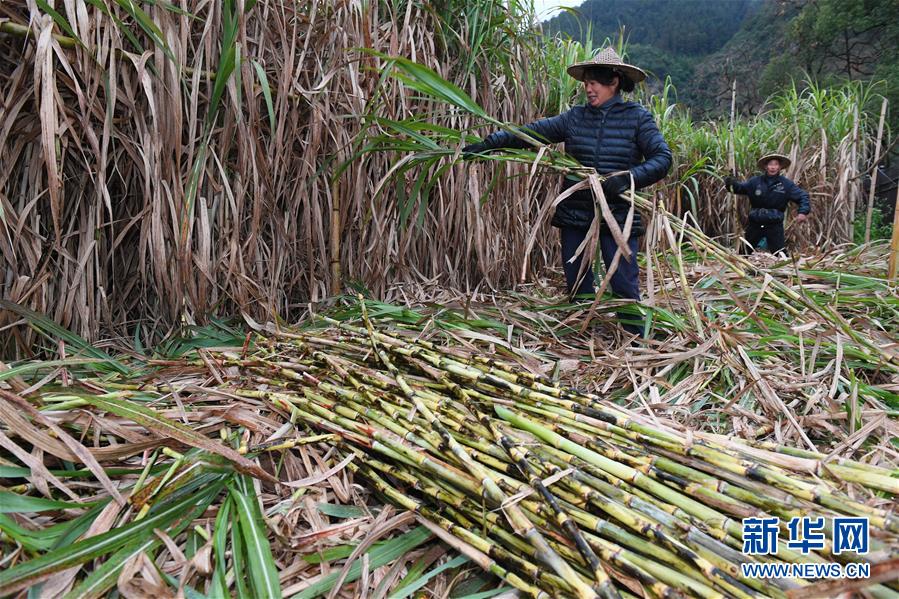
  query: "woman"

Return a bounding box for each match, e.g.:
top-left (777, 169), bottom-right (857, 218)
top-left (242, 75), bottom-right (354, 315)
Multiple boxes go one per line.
top-left (462, 47), bottom-right (672, 336)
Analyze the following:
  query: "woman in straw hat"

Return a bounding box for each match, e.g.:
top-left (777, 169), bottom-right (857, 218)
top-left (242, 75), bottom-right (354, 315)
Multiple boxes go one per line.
top-left (462, 47), bottom-right (672, 337)
top-left (724, 153), bottom-right (810, 254)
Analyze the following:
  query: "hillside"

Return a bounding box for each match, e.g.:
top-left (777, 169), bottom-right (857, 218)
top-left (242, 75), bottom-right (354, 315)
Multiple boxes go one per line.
top-left (686, 0), bottom-right (801, 114)
top-left (691, 0), bottom-right (899, 119)
top-left (543, 0), bottom-right (762, 92)
top-left (544, 0), bottom-right (899, 123)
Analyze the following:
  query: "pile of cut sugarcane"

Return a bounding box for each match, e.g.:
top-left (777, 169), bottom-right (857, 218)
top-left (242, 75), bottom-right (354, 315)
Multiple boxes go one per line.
top-left (231, 306), bottom-right (899, 599)
top-left (2, 296), bottom-right (898, 598)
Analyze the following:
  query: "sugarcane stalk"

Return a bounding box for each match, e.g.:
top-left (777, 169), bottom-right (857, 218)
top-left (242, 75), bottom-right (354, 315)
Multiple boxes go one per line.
top-left (352, 462), bottom-right (553, 598)
top-left (437, 375), bottom-right (618, 595)
top-left (355, 297), bottom-right (608, 599)
top-left (460, 490), bottom-right (727, 599)
top-left (502, 391), bottom-right (899, 527)
top-left (525, 450), bottom-right (776, 597)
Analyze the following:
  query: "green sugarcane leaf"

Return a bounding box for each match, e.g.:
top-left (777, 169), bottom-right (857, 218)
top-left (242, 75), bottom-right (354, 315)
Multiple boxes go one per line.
top-left (316, 503), bottom-right (366, 518)
top-left (0, 465), bottom-right (155, 479)
top-left (35, 0), bottom-right (85, 48)
top-left (65, 480), bottom-right (225, 599)
top-left (50, 504), bottom-right (107, 551)
top-left (291, 526), bottom-right (433, 599)
top-left (391, 62), bottom-right (488, 119)
top-left (0, 483), bottom-right (217, 595)
top-left (0, 359), bottom-right (112, 382)
top-left (390, 554), bottom-right (469, 599)
top-left (0, 300), bottom-right (130, 375)
top-left (381, 119), bottom-right (446, 151)
top-left (361, 51), bottom-right (490, 120)
top-left (0, 491), bottom-right (97, 513)
top-left (159, 571), bottom-right (209, 599)
top-left (180, 139), bottom-right (208, 249)
top-left (450, 573), bottom-right (500, 597)
top-left (369, 116), bottom-right (464, 139)
top-left (112, 0), bottom-right (174, 61)
top-left (78, 393), bottom-right (273, 482)
top-left (231, 509), bottom-right (251, 599)
top-left (207, 1), bottom-right (239, 127)
top-left (253, 60), bottom-right (276, 132)
top-left (301, 544), bottom-right (356, 564)
top-left (210, 496), bottom-right (232, 597)
top-left (453, 587), bottom-right (514, 599)
top-left (147, 1), bottom-right (199, 18)
top-left (133, 322), bottom-right (146, 356)
top-left (84, 0), bottom-right (145, 54)
top-left (0, 514), bottom-right (80, 552)
top-left (230, 476), bottom-right (282, 599)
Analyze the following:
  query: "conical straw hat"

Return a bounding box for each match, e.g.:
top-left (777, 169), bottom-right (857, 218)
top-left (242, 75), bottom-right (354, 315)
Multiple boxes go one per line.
top-left (757, 153), bottom-right (791, 170)
top-left (566, 47), bottom-right (646, 84)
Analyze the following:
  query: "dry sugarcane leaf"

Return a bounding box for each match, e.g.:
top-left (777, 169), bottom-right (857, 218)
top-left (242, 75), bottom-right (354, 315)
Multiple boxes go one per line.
top-left (77, 393), bottom-right (276, 483)
top-left (0, 390), bottom-right (126, 505)
top-left (325, 509), bottom-right (412, 599)
top-left (0, 428), bottom-right (80, 501)
top-left (0, 398), bottom-right (77, 460)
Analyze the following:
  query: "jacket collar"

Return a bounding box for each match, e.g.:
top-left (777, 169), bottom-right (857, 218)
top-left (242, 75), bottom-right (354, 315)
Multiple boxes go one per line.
top-left (585, 94), bottom-right (624, 114)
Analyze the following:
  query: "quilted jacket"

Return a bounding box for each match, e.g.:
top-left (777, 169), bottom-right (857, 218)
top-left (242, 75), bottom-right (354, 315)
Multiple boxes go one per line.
top-left (478, 95), bottom-right (672, 235)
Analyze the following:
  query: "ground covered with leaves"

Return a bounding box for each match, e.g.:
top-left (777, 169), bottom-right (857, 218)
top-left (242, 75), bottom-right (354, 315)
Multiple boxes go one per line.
top-left (1, 243), bottom-right (898, 598)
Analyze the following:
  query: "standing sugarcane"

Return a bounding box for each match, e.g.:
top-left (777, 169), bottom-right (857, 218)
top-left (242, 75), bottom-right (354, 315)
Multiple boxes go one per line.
top-left (727, 79), bottom-right (738, 245)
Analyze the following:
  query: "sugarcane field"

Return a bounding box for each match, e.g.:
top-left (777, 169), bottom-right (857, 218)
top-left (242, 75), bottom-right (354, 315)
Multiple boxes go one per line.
top-left (2, 0), bottom-right (899, 597)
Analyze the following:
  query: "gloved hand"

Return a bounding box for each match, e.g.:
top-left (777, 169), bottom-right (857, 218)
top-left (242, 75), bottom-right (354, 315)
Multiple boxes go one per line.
top-left (461, 141), bottom-right (489, 160)
top-left (724, 176), bottom-right (738, 191)
top-left (601, 173), bottom-right (631, 199)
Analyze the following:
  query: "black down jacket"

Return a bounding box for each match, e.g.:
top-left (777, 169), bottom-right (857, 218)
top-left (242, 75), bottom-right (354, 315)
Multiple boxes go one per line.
top-left (728, 174), bottom-right (810, 224)
top-left (478, 96), bottom-right (672, 235)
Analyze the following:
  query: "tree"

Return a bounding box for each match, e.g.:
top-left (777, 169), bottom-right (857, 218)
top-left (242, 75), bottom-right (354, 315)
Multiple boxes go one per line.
top-left (793, 0), bottom-right (899, 80)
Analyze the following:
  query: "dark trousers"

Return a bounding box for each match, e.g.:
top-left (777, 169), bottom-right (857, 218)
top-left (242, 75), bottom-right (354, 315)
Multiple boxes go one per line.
top-left (743, 221), bottom-right (785, 254)
top-left (560, 227), bottom-right (643, 335)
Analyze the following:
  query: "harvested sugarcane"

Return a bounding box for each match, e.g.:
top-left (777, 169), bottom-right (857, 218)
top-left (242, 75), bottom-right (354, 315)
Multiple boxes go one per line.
top-left (1, 288), bottom-right (898, 597)
top-left (230, 309), bottom-right (897, 598)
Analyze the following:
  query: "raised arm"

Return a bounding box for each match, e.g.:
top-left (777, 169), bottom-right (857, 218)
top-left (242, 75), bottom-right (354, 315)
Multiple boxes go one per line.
top-left (465, 113), bottom-right (569, 154)
top-left (725, 177), bottom-right (752, 195)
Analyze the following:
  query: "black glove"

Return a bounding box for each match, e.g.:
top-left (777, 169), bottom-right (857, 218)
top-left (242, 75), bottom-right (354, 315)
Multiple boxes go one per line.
top-left (461, 141), bottom-right (489, 160)
top-left (724, 176), bottom-right (737, 191)
top-left (601, 173), bottom-right (630, 199)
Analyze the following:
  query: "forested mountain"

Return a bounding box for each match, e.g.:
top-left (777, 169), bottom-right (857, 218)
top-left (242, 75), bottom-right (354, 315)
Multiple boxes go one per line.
top-left (691, 0), bottom-right (899, 117)
top-left (687, 0), bottom-right (801, 114)
top-left (543, 0), bottom-right (899, 122)
top-left (543, 0), bottom-right (761, 56)
top-left (543, 0), bottom-right (762, 92)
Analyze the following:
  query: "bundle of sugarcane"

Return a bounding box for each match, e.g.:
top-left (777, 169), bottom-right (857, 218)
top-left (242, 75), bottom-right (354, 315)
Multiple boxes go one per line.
top-left (227, 304), bottom-right (899, 599)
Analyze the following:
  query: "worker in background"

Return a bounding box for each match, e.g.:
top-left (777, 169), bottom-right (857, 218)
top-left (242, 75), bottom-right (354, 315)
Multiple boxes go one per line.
top-left (725, 153), bottom-right (810, 254)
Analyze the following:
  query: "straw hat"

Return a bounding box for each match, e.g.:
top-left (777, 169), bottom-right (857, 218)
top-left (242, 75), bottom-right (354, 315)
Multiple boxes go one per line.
top-left (757, 153), bottom-right (791, 170)
top-left (566, 47), bottom-right (647, 84)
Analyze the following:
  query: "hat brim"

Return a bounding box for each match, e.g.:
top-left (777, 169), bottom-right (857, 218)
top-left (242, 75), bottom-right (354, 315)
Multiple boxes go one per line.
top-left (757, 154), bottom-right (791, 170)
top-left (566, 62), bottom-right (646, 84)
